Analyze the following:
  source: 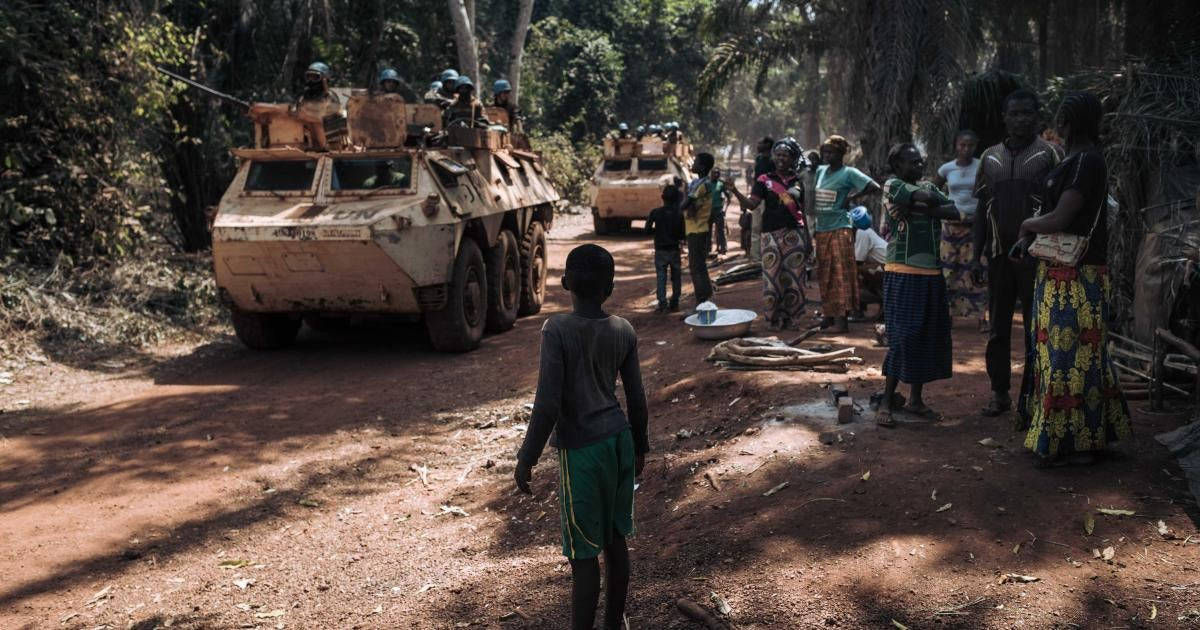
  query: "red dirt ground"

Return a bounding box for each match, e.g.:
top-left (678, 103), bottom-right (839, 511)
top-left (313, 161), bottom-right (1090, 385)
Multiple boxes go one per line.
top-left (2, 212), bottom-right (1199, 629)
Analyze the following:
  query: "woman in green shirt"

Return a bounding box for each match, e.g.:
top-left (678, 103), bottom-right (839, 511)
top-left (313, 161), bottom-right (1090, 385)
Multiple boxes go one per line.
top-left (814, 135), bottom-right (881, 332)
top-left (876, 143), bottom-right (964, 427)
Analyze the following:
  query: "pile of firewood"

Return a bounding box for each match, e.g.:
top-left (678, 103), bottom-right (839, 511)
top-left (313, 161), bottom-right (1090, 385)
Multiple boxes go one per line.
top-left (704, 337), bottom-right (861, 372)
top-left (713, 261), bottom-right (762, 286)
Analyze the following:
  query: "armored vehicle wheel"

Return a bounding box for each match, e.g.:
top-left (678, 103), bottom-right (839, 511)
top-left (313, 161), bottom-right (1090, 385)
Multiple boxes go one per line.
top-left (519, 221), bottom-right (548, 315)
top-left (426, 238), bottom-right (488, 352)
top-left (592, 213), bottom-right (611, 235)
top-left (304, 315), bottom-right (350, 332)
top-left (485, 229), bottom-right (521, 333)
top-left (230, 309), bottom-right (301, 350)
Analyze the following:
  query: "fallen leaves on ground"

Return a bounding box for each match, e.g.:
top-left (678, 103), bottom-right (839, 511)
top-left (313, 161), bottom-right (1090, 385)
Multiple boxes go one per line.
top-left (998, 574), bottom-right (1040, 584)
top-left (1084, 512), bottom-right (1095, 536)
top-left (861, 470), bottom-right (871, 482)
top-left (438, 505), bottom-right (469, 517)
top-left (710, 591), bottom-right (732, 615)
top-left (763, 481), bottom-right (789, 497)
top-left (977, 437), bottom-right (1001, 448)
top-left (219, 559), bottom-right (252, 569)
top-left (297, 498), bottom-right (320, 508)
top-left (1102, 546), bottom-right (1116, 561)
top-left (254, 609), bottom-right (285, 618)
top-left (1097, 507), bottom-right (1135, 516)
top-left (85, 585), bottom-right (112, 607)
top-left (936, 503), bottom-right (952, 513)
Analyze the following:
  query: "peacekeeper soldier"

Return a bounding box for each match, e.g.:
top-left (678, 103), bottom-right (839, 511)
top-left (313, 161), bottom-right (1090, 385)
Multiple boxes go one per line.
top-left (437, 69), bottom-right (459, 104)
top-left (491, 79), bottom-right (522, 133)
top-left (444, 76), bottom-right (489, 128)
top-left (635, 124), bottom-right (647, 140)
top-left (423, 81), bottom-right (452, 107)
top-left (362, 159), bottom-right (409, 188)
top-left (295, 61), bottom-right (340, 116)
top-left (378, 68), bottom-right (402, 94)
top-left (613, 122), bottom-right (631, 139)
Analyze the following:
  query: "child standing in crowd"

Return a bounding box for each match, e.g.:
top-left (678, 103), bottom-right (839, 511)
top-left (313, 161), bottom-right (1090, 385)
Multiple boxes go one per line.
top-left (875, 143), bottom-right (963, 427)
top-left (515, 244), bottom-right (649, 630)
top-left (683, 152), bottom-right (719, 307)
top-left (645, 185), bottom-right (685, 313)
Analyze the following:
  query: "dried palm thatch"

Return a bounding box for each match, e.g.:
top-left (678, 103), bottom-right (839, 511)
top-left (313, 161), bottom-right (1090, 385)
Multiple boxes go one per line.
top-left (1060, 51), bottom-right (1200, 333)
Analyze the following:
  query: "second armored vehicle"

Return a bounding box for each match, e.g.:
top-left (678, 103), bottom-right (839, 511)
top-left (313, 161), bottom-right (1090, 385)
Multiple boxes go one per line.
top-left (588, 135), bottom-right (692, 235)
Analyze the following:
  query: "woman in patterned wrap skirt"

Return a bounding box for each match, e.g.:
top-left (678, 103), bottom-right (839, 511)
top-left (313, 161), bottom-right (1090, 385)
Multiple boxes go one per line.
top-left (726, 138), bottom-right (812, 331)
top-left (1017, 92), bottom-right (1130, 466)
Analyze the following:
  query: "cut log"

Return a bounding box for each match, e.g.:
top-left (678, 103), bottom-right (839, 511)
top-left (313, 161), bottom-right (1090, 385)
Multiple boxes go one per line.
top-left (676, 599), bottom-right (729, 630)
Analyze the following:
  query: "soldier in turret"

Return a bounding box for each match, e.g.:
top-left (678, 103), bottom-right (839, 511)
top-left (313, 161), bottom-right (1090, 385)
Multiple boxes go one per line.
top-left (492, 79), bottom-right (522, 133)
top-left (635, 124), bottom-right (647, 140)
top-left (423, 81), bottom-right (450, 106)
top-left (444, 76), bottom-right (488, 128)
top-left (296, 61), bottom-right (340, 116)
top-left (378, 68), bottom-right (402, 95)
top-left (614, 123), bottom-right (631, 139)
top-left (437, 69), bottom-right (460, 104)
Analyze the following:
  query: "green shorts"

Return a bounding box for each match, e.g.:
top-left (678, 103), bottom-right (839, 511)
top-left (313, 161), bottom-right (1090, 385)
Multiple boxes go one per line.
top-left (557, 428), bottom-right (636, 560)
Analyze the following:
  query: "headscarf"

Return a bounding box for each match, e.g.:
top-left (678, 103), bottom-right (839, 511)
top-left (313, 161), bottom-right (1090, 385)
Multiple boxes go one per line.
top-left (821, 134), bottom-right (851, 155)
top-left (771, 137), bottom-right (805, 172)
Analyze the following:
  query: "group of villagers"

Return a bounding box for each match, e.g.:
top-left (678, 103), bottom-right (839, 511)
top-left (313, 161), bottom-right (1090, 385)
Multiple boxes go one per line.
top-left (724, 90), bottom-right (1130, 467)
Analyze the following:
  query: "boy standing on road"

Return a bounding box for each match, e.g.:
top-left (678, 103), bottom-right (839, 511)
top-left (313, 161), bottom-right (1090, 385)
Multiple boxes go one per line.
top-left (645, 185), bottom-right (685, 313)
top-left (683, 152), bottom-right (718, 307)
top-left (515, 244), bottom-right (649, 630)
top-left (707, 166), bottom-right (730, 255)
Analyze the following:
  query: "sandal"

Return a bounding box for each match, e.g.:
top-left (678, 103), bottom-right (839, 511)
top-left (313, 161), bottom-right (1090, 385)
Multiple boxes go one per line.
top-left (902, 404), bottom-right (941, 421)
top-left (875, 409), bottom-right (896, 428)
top-left (980, 397), bottom-right (1011, 417)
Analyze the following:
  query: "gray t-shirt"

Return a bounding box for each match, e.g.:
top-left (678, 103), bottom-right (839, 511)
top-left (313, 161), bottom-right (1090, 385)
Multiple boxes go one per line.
top-left (517, 313), bottom-right (649, 466)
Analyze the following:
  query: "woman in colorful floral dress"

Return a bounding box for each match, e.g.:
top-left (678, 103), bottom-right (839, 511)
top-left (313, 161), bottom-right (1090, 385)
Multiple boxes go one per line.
top-left (726, 138), bottom-right (812, 331)
top-left (932, 130), bottom-right (988, 331)
top-left (1017, 92), bottom-right (1131, 466)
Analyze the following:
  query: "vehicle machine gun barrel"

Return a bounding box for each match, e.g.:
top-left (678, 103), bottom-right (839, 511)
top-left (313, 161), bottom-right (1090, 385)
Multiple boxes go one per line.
top-left (155, 66), bottom-right (252, 109)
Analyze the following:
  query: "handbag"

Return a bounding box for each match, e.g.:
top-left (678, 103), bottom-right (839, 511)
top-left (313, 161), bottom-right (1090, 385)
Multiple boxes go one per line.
top-left (1026, 185), bottom-right (1103, 267)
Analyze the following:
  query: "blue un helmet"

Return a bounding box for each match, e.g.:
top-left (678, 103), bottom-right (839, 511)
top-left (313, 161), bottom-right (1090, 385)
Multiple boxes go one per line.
top-left (378, 68), bottom-right (400, 83)
top-left (850, 206), bottom-right (872, 230)
top-left (439, 68), bottom-right (460, 83)
top-left (618, 122), bottom-right (629, 131)
top-left (429, 80), bottom-right (443, 92)
top-left (493, 79), bottom-right (512, 94)
top-left (454, 75), bottom-right (475, 92)
top-left (306, 61), bottom-right (331, 78)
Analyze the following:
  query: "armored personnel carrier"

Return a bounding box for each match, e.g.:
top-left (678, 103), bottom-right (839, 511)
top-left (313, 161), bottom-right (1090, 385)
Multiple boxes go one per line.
top-left (587, 136), bottom-right (692, 235)
top-left (210, 90), bottom-right (557, 352)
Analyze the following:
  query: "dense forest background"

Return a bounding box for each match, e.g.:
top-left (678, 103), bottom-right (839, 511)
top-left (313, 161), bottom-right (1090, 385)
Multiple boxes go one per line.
top-left (1, 0), bottom-right (1197, 349)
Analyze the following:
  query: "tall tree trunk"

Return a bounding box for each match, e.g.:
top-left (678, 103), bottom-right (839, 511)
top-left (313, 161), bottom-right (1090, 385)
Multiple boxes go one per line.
top-left (803, 50), bottom-right (822, 148)
top-left (446, 0), bottom-right (479, 81)
top-left (278, 0), bottom-right (313, 94)
top-left (1037, 2), bottom-right (1048, 86)
top-left (507, 0), bottom-right (534, 107)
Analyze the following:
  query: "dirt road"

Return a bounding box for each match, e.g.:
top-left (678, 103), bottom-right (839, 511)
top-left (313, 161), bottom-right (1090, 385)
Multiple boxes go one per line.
top-left (2, 212), bottom-right (1198, 629)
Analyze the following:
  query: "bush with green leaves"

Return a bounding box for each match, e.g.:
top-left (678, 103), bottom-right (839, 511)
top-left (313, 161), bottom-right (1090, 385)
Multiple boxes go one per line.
top-left (0, 2), bottom-right (192, 267)
top-left (529, 133), bottom-right (601, 208)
